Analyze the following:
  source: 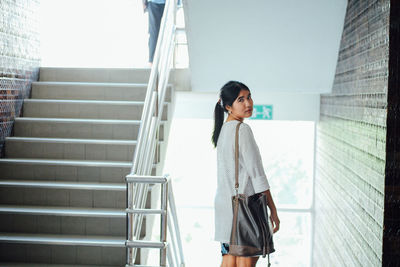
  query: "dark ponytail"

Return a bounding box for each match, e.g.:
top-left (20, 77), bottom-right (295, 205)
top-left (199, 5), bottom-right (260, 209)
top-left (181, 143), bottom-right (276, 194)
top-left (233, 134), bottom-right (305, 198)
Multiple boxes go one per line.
top-left (212, 102), bottom-right (225, 148)
top-left (211, 80), bottom-right (250, 148)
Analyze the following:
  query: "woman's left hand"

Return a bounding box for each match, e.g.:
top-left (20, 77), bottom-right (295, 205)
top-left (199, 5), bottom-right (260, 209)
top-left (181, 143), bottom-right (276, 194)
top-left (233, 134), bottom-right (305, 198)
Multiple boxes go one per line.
top-left (270, 211), bottom-right (280, 233)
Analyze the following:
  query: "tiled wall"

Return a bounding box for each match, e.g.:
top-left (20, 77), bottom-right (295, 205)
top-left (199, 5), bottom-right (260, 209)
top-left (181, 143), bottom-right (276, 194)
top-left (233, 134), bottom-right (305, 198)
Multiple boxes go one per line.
top-left (0, 0), bottom-right (40, 156)
top-left (314, 0), bottom-right (389, 266)
top-left (383, 0), bottom-right (400, 265)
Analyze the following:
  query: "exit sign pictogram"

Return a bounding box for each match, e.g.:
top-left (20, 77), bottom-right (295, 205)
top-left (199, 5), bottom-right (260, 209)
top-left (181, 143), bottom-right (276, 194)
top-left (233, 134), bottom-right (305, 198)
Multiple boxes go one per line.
top-left (250, 105), bottom-right (273, 120)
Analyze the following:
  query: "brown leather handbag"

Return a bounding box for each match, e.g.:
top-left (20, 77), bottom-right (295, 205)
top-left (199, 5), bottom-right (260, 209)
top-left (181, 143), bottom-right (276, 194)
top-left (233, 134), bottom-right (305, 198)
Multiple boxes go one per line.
top-left (229, 121), bottom-right (275, 266)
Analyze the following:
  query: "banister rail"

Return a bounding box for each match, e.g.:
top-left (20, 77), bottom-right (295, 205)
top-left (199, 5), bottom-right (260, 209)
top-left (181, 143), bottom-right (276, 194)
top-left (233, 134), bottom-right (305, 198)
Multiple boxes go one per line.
top-left (126, 175), bottom-right (184, 267)
top-left (125, 0), bottom-right (184, 266)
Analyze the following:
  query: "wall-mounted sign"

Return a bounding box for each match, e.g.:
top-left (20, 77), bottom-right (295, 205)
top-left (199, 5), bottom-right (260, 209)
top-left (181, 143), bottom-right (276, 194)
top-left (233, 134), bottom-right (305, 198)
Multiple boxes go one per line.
top-left (250, 105), bottom-right (273, 120)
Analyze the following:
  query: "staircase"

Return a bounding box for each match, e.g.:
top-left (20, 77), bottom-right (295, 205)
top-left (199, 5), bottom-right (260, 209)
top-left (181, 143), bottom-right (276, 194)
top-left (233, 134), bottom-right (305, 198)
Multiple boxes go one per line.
top-left (0, 67), bottom-right (174, 266)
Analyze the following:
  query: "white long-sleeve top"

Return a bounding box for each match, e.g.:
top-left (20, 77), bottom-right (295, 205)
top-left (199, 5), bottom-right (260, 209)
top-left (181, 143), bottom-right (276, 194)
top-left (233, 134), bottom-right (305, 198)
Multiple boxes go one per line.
top-left (214, 119), bottom-right (271, 243)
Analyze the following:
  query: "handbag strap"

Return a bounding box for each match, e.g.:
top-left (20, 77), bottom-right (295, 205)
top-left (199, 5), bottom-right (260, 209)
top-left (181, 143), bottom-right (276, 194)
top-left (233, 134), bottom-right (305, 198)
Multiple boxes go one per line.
top-left (234, 121), bottom-right (242, 195)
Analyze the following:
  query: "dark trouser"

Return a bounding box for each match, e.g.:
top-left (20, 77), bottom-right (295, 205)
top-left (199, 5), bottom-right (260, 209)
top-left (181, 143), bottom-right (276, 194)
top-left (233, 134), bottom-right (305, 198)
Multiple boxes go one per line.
top-left (148, 2), bottom-right (165, 63)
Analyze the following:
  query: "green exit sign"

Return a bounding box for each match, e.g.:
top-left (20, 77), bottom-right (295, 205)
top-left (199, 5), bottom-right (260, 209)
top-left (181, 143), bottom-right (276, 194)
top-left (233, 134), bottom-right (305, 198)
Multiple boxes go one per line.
top-left (250, 105), bottom-right (273, 120)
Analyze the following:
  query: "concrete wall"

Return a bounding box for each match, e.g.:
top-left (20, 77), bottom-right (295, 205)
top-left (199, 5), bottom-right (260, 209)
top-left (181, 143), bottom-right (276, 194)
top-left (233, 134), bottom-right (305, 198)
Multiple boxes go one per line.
top-left (314, 0), bottom-right (389, 265)
top-left (183, 0), bottom-right (347, 94)
top-left (173, 91), bottom-right (320, 121)
top-left (0, 0), bottom-right (41, 156)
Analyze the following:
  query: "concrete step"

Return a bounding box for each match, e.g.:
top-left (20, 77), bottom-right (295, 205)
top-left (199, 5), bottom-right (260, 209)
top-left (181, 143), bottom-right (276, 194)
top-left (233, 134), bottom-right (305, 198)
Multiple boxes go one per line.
top-left (0, 232), bottom-right (125, 246)
top-left (39, 67), bottom-right (151, 83)
top-left (0, 180), bottom-right (126, 191)
top-left (4, 137), bottom-right (162, 162)
top-left (22, 99), bottom-right (169, 120)
top-left (0, 158), bottom-right (156, 182)
top-left (0, 180), bottom-right (126, 209)
top-left (0, 204), bottom-right (126, 217)
top-left (0, 233), bottom-right (125, 265)
top-left (0, 263), bottom-right (120, 267)
top-left (0, 205), bottom-right (125, 236)
top-left (0, 263), bottom-right (121, 267)
top-left (13, 118), bottom-right (165, 141)
top-left (31, 81), bottom-right (172, 102)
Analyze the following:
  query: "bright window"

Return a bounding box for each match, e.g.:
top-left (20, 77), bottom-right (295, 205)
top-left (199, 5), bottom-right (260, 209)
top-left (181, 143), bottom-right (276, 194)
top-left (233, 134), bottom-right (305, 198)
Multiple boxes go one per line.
top-left (161, 118), bottom-right (314, 267)
top-left (39, 0), bottom-right (150, 68)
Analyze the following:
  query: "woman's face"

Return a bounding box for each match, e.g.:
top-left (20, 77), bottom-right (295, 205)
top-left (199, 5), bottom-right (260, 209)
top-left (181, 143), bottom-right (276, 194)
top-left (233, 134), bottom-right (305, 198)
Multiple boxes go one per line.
top-left (227, 89), bottom-right (253, 120)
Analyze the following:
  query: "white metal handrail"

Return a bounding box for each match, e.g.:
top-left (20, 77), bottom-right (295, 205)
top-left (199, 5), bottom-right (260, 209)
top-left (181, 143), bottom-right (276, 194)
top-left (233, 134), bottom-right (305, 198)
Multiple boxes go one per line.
top-left (126, 175), bottom-right (184, 267)
top-left (125, 0), bottom-right (184, 266)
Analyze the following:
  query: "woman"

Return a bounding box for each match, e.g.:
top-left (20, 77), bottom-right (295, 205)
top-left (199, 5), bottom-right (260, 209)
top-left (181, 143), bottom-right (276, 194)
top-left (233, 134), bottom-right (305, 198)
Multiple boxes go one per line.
top-left (212, 81), bottom-right (280, 267)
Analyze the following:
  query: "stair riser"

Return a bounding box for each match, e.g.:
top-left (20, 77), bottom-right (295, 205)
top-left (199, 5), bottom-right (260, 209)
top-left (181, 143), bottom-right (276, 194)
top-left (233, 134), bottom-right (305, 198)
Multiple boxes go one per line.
top-left (0, 244), bottom-right (126, 265)
top-left (5, 141), bottom-right (161, 163)
top-left (0, 162), bottom-right (157, 182)
top-left (39, 68), bottom-right (151, 83)
top-left (22, 102), bottom-right (169, 120)
top-left (31, 83), bottom-right (172, 102)
top-left (5, 141), bottom-right (135, 161)
top-left (0, 264), bottom-right (123, 267)
top-left (13, 121), bottom-right (165, 140)
top-left (0, 214), bottom-right (126, 236)
top-left (0, 163), bottom-right (134, 182)
top-left (0, 187), bottom-right (126, 209)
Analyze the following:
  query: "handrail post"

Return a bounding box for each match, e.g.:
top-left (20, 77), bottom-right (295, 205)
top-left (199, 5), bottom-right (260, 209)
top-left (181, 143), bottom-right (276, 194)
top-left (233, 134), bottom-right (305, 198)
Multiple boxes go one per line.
top-left (169, 182), bottom-right (185, 266)
top-left (160, 180), bottom-right (169, 266)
